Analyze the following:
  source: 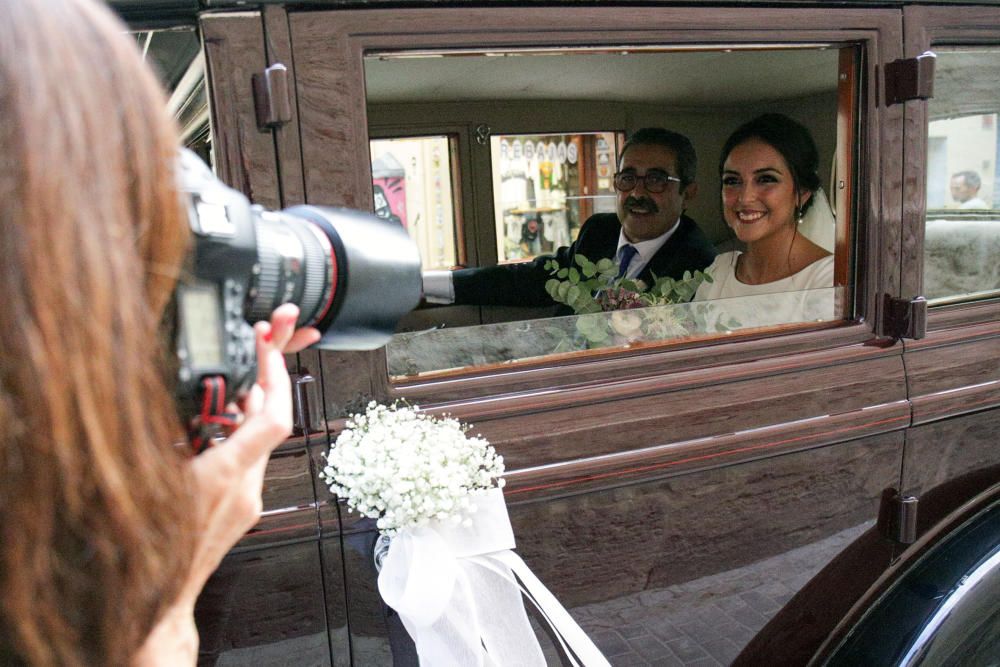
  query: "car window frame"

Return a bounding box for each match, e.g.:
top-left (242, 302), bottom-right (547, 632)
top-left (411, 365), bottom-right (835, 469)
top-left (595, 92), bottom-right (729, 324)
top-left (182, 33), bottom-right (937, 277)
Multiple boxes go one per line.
top-left (280, 5), bottom-right (904, 408)
top-left (902, 4), bottom-right (1000, 331)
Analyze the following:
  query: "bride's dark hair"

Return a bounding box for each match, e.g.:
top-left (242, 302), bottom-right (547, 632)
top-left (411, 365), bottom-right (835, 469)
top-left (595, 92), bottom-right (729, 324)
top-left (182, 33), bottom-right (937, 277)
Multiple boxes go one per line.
top-left (719, 113), bottom-right (821, 215)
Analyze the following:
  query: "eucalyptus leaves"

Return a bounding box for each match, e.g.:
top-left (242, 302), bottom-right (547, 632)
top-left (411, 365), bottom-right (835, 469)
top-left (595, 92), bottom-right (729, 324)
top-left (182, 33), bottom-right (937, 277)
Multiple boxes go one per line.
top-left (544, 254), bottom-right (712, 344)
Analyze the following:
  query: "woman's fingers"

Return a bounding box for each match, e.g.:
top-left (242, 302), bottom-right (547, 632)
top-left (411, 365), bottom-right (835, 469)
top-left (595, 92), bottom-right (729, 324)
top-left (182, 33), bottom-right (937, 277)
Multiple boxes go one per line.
top-left (261, 302), bottom-right (320, 354)
top-left (231, 302), bottom-right (315, 464)
top-left (286, 326), bottom-right (321, 353)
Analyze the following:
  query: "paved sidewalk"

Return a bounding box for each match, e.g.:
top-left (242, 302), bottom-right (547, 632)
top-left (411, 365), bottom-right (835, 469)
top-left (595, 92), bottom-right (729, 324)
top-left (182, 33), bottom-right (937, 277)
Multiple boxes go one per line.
top-left (543, 522), bottom-right (870, 666)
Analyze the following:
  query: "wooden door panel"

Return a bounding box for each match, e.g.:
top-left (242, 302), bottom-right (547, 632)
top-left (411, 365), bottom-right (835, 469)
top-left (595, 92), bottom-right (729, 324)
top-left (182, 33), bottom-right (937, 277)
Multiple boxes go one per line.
top-left (509, 433), bottom-right (901, 608)
top-left (905, 322), bottom-right (1000, 425)
top-left (201, 7), bottom-right (321, 547)
top-left (897, 7), bottom-right (1000, 447)
top-left (194, 542), bottom-right (332, 666)
top-left (200, 12), bottom-right (333, 662)
top-left (311, 430), bottom-right (902, 665)
top-left (507, 433), bottom-right (901, 662)
top-left (287, 6), bottom-right (908, 664)
top-left (902, 410), bottom-right (1000, 498)
top-left (435, 352), bottom-right (907, 475)
top-left (201, 13), bottom-right (282, 209)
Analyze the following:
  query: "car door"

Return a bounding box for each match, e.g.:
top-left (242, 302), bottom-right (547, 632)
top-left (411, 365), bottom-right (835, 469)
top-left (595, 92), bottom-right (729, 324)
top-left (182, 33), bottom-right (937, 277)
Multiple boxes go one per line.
top-left (193, 11), bottom-right (336, 666)
top-left (896, 5), bottom-right (1000, 523)
top-left (285, 5), bottom-right (915, 664)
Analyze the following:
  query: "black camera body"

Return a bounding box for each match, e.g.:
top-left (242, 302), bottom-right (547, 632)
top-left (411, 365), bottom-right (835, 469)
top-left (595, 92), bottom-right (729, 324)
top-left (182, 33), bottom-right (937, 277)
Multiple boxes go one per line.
top-left (174, 149), bottom-right (422, 430)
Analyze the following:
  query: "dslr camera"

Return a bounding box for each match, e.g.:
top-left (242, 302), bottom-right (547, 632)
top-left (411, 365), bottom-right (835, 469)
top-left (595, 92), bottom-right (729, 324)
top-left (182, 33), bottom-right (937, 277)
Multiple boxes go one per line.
top-left (174, 149), bottom-right (421, 441)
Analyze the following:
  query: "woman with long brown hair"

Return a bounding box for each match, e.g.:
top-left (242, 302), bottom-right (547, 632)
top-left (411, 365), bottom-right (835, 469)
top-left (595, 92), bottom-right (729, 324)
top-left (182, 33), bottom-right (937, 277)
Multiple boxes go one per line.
top-left (0, 0), bottom-right (317, 664)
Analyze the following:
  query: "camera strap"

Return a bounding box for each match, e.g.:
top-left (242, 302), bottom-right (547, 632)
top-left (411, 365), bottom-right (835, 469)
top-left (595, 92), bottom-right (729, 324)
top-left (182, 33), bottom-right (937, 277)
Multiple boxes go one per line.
top-left (190, 376), bottom-right (239, 454)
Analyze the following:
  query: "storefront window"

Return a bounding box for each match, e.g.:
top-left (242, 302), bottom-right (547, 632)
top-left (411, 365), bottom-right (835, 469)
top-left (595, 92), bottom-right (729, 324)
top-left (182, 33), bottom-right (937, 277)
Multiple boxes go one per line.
top-left (369, 136), bottom-right (459, 270)
top-left (490, 132), bottom-right (622, 263)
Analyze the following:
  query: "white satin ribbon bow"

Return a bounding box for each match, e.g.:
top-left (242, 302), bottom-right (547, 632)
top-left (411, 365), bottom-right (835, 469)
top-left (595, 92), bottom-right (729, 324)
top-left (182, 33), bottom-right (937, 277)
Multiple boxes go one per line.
top-left (377, 487), bottom-right (610, 666)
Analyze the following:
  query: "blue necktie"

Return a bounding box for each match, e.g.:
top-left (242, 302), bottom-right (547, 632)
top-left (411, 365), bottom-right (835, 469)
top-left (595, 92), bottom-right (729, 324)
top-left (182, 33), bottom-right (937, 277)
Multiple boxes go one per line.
top-left (616, 244), bottom-right (638, 279)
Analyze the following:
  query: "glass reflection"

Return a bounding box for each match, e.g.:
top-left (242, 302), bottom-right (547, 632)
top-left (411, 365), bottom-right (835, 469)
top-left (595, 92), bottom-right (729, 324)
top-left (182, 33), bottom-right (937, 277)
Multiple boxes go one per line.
top-left (370, 136), bottom-right (458, 270)
top-left (388, 287), bottom-right (840, 378)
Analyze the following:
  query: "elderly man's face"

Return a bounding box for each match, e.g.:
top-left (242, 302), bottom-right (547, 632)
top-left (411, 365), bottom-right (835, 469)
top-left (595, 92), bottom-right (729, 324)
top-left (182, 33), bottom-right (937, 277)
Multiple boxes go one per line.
top-left (951, 176), bottom-right (976, 203)
top-left (615, 144), bottom-right (696, 243)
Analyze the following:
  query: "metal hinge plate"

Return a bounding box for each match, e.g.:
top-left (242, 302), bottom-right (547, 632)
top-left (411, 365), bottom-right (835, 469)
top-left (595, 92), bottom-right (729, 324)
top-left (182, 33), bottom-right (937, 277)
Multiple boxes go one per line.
top-left (252, 63), bottom-right (292, 130)
top-left (884, 52), bottom-right (936, 106)
top-left (290, 371), bottom-right (322, 436)
top-left (883, 294), bottom-right (928, 340)
top-left (877, 488), bottom-right (919, 545)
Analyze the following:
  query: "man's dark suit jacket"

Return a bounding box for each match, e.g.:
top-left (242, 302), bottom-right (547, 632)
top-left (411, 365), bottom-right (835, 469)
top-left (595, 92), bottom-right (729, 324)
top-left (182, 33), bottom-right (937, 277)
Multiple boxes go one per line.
top-left (452, 212), bottom-right (717, 308)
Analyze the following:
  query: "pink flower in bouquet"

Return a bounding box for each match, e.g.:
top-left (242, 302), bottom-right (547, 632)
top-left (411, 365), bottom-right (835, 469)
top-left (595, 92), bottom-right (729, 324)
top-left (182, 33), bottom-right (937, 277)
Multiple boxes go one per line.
top-left (598, 286), bottom-right (645, 311)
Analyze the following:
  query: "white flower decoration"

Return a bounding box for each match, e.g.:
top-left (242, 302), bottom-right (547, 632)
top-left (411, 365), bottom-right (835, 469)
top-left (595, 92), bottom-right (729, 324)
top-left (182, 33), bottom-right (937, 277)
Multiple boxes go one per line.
top-left (319, 402), bottom-right (506, 536)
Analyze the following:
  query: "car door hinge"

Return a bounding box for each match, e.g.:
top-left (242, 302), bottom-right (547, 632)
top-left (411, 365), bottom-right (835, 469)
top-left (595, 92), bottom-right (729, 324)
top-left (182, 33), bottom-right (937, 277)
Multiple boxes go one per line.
top-left (877, 488), bottom-right (919, 545)
top-left (252, 63), bottom-right (292, 130)
top-left (883, 294), bottom-right (927, 340)
top-left (884, 52), bottom-right (936, 106)
top-left (291, 371), bottom-right (322, 436)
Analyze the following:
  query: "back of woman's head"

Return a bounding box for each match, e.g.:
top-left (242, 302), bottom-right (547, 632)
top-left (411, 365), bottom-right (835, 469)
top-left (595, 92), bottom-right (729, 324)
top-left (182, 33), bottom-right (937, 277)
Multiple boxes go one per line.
top-left (0, 0), bottom-right (193, 664)
top-left (719, 113), bottom-right (821, 212)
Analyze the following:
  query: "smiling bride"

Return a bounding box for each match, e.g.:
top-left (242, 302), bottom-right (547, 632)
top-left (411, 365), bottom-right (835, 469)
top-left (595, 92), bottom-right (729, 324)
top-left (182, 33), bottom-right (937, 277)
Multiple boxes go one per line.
top-left (696, 113), bottom-right (834, 304)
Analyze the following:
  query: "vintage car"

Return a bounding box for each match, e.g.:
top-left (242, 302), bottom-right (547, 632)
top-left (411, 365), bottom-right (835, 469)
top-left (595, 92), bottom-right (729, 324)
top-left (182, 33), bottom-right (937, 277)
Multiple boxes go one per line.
top-left (114, 0), bottom-right (1000, 664)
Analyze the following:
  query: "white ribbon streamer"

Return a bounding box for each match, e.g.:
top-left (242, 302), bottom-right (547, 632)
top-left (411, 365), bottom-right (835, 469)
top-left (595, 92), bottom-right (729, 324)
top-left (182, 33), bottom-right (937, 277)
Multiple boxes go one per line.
top-left (377, 488), bottom-right (610, 667)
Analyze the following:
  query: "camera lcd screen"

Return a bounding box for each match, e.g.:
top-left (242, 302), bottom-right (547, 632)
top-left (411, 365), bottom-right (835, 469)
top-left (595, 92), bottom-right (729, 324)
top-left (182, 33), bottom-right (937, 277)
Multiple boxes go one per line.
top-left (180, 285), bottom-right (224, 368)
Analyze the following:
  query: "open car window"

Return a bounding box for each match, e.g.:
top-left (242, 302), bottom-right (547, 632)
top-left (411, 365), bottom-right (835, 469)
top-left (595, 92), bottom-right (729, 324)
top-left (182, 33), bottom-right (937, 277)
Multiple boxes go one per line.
top-left (373, 45), bottom-right (856, 379)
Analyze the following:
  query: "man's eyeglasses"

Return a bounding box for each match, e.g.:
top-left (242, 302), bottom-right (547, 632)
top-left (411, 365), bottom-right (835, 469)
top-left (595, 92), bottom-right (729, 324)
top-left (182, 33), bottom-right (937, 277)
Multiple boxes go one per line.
top-left (613, 171), bottom-right (682, 194)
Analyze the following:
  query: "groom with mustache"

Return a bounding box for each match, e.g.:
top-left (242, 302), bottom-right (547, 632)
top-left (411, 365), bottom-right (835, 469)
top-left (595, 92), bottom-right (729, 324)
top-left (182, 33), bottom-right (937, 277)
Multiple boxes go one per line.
top-left (423, 127), bottom-right (716, 310)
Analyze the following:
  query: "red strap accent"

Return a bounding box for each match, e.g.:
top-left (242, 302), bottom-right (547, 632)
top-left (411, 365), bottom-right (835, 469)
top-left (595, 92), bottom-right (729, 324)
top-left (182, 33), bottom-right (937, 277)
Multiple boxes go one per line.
top-left (190, 376), bottom-right (238, 453)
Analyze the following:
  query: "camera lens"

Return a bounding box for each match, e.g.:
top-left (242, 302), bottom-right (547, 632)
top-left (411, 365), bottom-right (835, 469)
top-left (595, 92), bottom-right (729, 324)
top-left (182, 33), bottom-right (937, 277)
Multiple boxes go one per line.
top-left (246, 204), bottom-right (422, 350)
top-left (175, 148), bottom-right (422, 424)
top-left (246, 209), bottom-right (336, 326)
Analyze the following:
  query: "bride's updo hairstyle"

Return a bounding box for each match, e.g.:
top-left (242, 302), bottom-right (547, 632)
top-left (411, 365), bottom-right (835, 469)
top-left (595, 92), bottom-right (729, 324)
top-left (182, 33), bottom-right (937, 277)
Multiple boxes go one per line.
top-left (719, 113), bottom-right (822, 216)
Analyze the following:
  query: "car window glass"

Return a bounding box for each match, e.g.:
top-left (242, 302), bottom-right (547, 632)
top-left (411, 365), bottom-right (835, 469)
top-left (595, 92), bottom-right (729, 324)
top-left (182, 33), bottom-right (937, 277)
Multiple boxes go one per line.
top-left (924, 47), bottom-right (1000, 303)
top-left (133, 28), bottom-right (210, 163)
top-left (389, 286), bottom-right (839, 377)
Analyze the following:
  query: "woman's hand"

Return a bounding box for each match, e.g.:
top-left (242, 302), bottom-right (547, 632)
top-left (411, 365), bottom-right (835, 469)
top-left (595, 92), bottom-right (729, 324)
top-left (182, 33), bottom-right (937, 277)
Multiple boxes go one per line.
top-left (182, 304), bottom-right (320, 597)
top-left (134, 304), bottom-right (320, 665)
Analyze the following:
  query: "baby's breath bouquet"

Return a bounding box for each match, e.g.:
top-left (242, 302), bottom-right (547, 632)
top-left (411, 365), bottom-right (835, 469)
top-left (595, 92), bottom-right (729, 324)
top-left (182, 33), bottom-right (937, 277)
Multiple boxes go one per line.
top-left (320, 405), bottom-right (608, 667)
top-left (319, 402), bottom-right (505, 536)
